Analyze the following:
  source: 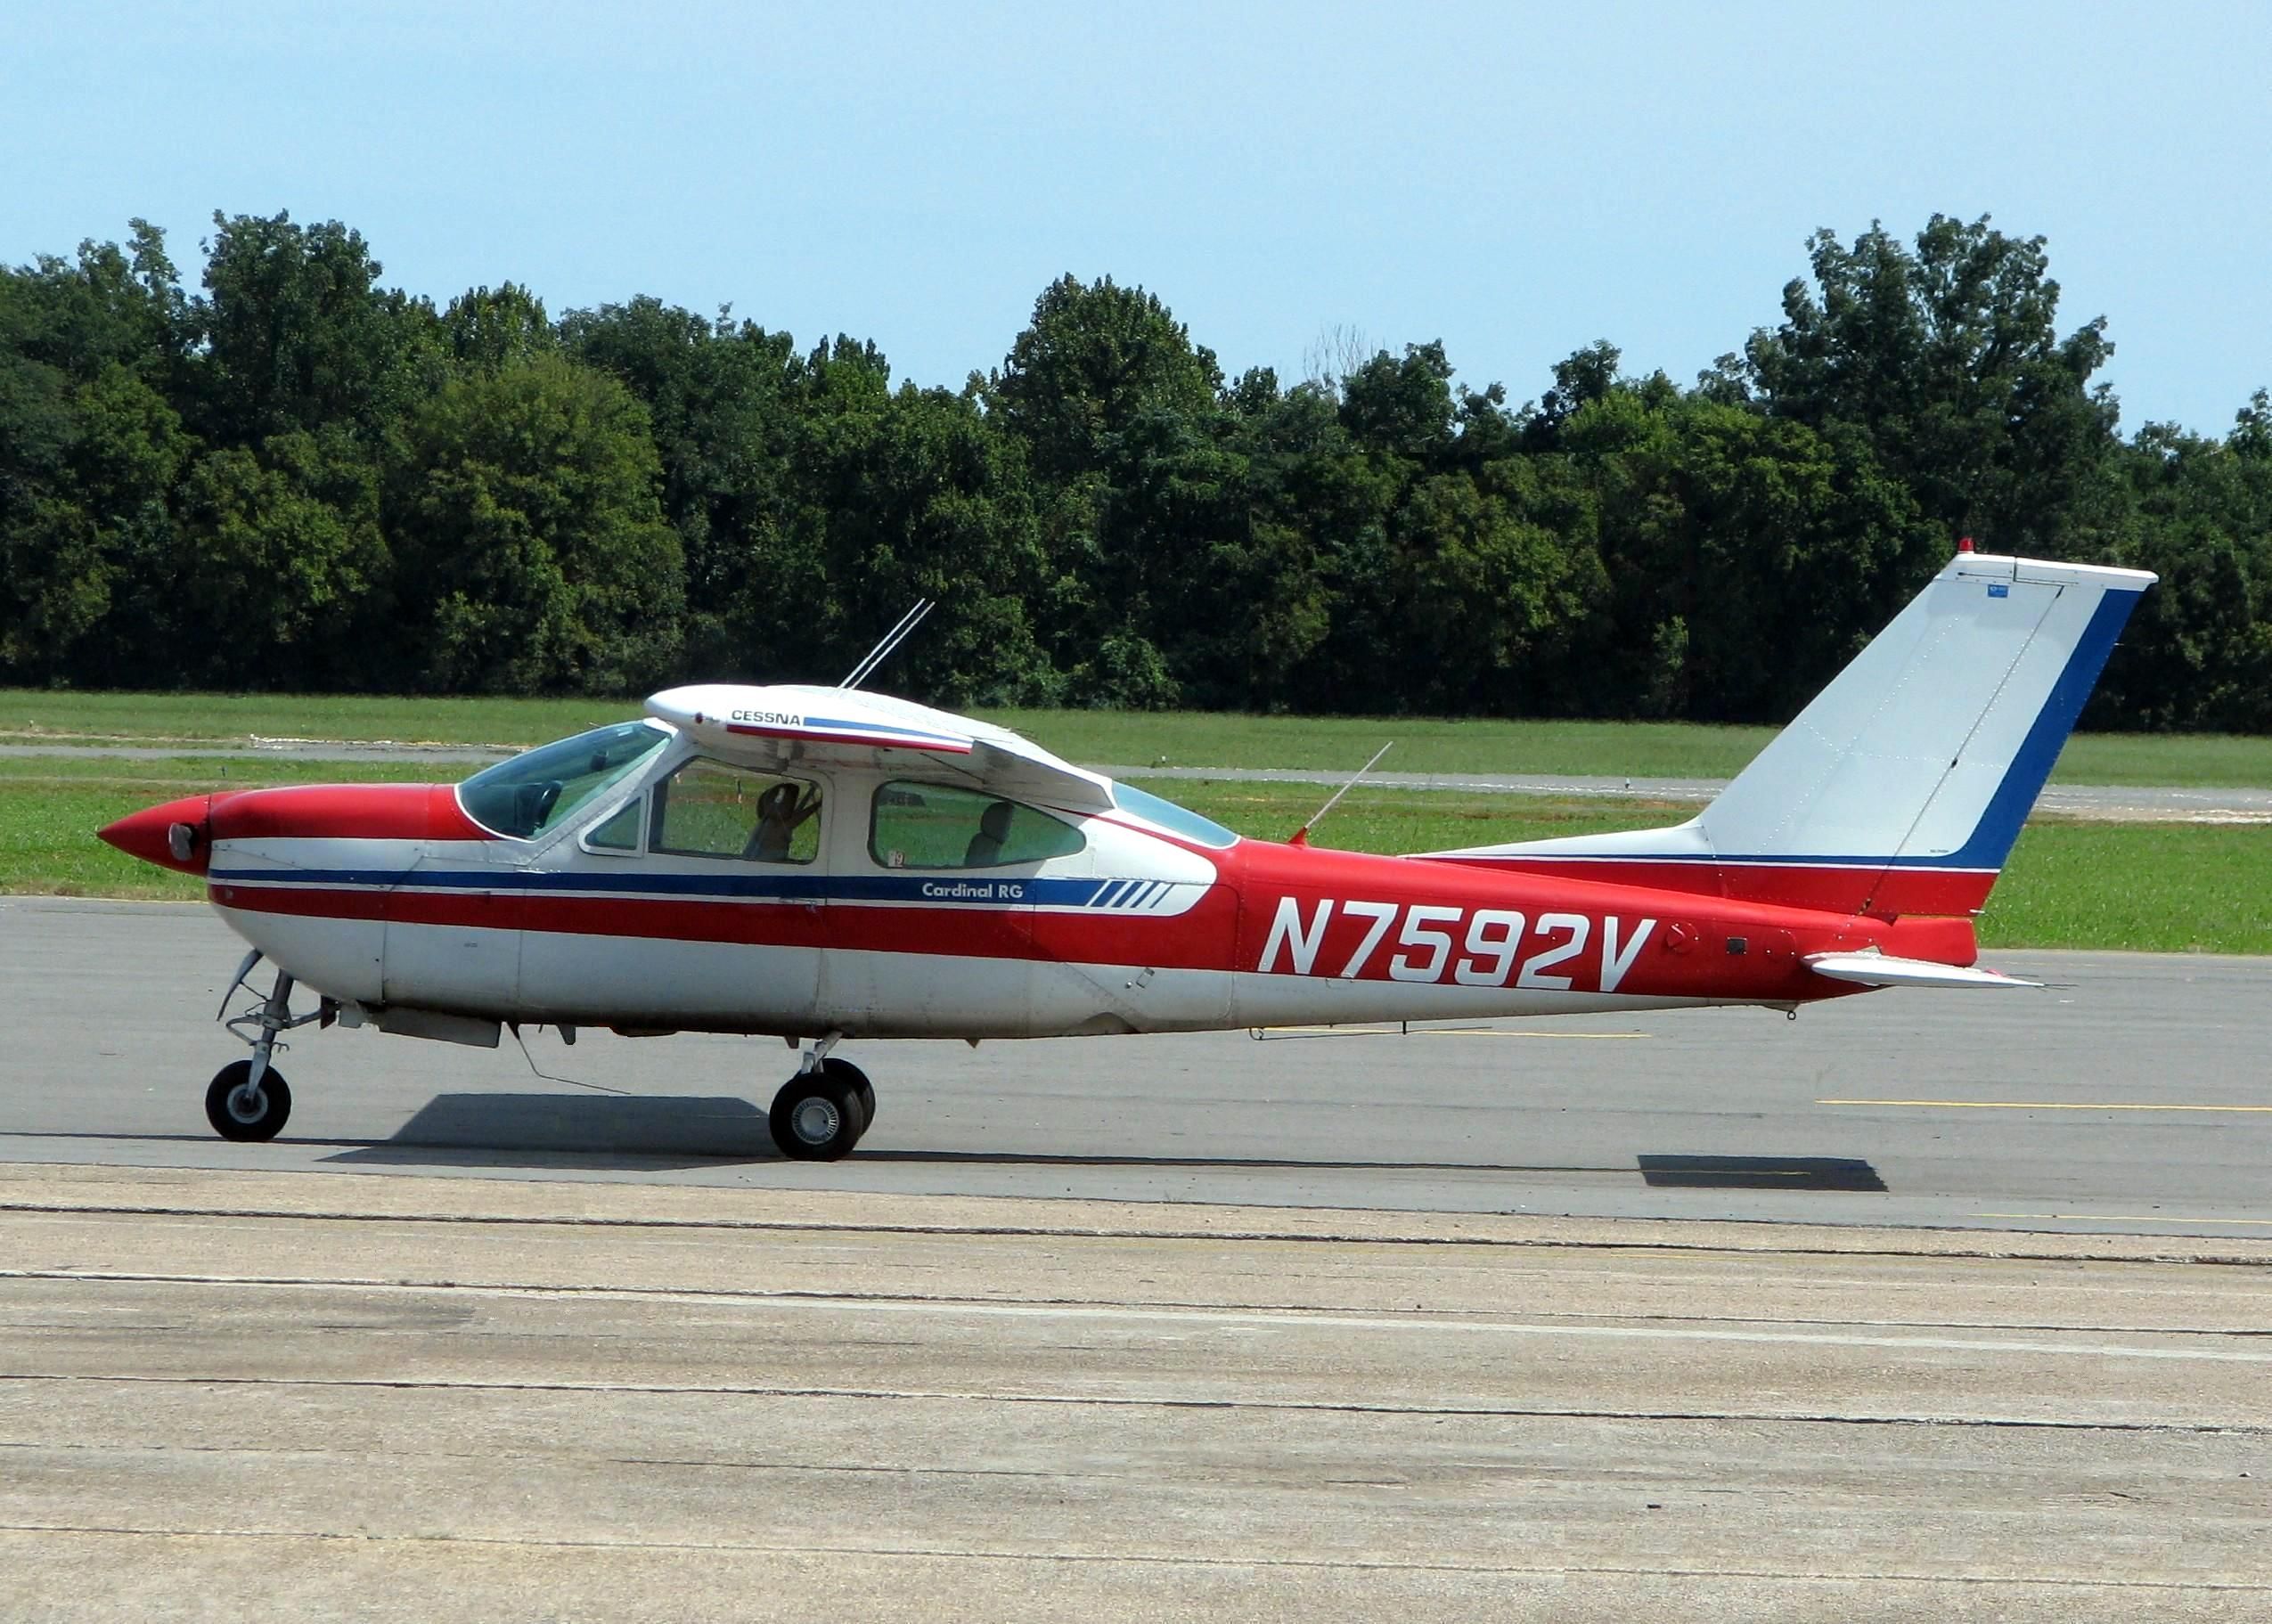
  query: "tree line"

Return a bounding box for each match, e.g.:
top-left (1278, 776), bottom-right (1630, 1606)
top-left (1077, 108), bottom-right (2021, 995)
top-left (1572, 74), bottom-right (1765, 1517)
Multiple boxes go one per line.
top-left (3, 210), bottom-right (2268, 729)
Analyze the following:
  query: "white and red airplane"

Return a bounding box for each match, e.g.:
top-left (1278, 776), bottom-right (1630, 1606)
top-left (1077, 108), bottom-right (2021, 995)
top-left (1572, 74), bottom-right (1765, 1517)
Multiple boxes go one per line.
top-left (101, 549), bottom-right (2152, 1160)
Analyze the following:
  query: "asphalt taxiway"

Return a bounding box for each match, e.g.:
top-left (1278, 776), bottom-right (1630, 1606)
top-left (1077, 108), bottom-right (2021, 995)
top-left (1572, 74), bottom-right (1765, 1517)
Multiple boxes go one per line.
top-left (3, 897), bottom-right (2268, 1237)
top-left (3, 898), bottom-right (2268, 1618)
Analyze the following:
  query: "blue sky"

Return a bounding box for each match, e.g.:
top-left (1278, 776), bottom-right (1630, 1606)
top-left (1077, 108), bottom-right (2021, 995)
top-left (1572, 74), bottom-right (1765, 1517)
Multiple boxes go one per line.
top-left (8, 0), bottom-right (2268, 432)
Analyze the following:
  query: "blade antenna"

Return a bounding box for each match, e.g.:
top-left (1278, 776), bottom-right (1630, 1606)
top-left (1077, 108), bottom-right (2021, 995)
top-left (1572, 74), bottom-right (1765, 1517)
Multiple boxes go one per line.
top-left (840, 599), bottom-right (935, 690)
top-left (1289, 742), bottom-right (1392, 846)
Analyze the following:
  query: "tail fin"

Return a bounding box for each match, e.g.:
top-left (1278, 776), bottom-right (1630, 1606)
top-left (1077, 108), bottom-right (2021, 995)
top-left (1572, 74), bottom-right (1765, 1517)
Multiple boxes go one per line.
top-left (1427, 551), bottom-right (2155, 918)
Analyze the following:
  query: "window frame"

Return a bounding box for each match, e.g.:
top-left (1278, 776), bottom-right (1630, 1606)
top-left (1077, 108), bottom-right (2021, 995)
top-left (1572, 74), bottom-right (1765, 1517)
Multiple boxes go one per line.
top-left (647, 757), bottom-right (827, 865)
top-left (577, 792), bottom-right (649, 856)
top-left (866, 779), bottom-right (1087, 871)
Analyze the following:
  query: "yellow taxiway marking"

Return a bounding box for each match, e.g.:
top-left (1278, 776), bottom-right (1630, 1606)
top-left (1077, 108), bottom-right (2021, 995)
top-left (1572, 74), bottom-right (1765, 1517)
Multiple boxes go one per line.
top-left (1819, 1098), bottom-right (2272, 1114)
top-left (1977, 1212), bottom-right (2272, 1228)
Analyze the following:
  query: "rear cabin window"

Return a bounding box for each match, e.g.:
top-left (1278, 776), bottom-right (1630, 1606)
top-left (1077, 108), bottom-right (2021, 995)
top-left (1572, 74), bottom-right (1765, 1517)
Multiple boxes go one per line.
top-left (650, 760), bottom-right (822, 863)
top-left (870, 781), bottom-right (1085, 869)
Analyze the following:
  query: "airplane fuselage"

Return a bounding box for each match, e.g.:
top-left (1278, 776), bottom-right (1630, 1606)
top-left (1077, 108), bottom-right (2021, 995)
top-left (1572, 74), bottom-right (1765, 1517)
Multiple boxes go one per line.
top-left (113, 754), bottom-right (1968, 1047)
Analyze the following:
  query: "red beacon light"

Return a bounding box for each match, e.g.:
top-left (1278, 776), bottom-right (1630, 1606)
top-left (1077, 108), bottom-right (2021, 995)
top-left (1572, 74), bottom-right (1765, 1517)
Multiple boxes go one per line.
top-left (1957, 535), bottom-right (1975, 553)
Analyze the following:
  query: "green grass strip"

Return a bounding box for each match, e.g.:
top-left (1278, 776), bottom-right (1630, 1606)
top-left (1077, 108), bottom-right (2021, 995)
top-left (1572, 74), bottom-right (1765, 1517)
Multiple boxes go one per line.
top-left (5, 689), bottom-right (2269, 788)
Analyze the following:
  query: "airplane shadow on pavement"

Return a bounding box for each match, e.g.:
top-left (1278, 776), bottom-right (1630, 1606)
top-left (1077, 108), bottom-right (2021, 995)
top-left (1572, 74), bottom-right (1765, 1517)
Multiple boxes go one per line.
top-left (288, 1091), bottom-right (1891, 1189)
top-left (1638, 1154), bottom-right (1888, 1192)
top-left (320, 1093), bottom-right (777, 1171)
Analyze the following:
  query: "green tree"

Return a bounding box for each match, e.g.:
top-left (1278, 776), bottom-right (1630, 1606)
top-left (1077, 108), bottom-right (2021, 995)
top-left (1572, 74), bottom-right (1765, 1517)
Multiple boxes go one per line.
top-left (565, 299), bottom-right (805, 675)
top-left (733, 350), bottom-right (1052, 703)
top-left (1559, 381), bottom-right (1933, 721)
top-left (169, 428), bottom-right (388, 689)
top-left (0, 227), bottom-right (200, 684)
top-left (1338, 341), bottom-right (1458, 463)
top-left (1743, 214), bottom-right (2120, 552)
top-left (385, 355), bottom-right (684, 693)
top-left (0, 363), bottom-right (190, 683)
top-left (441, 282), bottom-right (556, 374)
top-left (190, 210), bottom-right (442, 449)
top-left (2087, 412), bottom-right (2272, 730)
top-left (987, 275), bottom-right (1222, 485)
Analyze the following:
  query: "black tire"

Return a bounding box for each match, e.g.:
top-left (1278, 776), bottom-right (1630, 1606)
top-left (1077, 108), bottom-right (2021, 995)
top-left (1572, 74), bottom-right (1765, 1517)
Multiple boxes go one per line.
top-left (821, 1057), bottom-right (876, 1134)
top-left (205, 1059), bottom-right (291, 1142)
top-left (768, 1069), bottom-right (868, 1161)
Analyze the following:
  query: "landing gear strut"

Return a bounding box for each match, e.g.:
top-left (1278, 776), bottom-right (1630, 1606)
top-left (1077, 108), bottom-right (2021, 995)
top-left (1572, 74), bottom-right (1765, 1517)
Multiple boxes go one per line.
top-left (768, 1032), bottom-right (873, 1161)
top-left (207, 951), bottom-right (328, 1142)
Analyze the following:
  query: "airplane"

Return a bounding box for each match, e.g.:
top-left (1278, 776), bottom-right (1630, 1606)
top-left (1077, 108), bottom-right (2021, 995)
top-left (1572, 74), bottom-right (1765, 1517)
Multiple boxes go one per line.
top-left (98, 548), bottom-right (2153, 1161)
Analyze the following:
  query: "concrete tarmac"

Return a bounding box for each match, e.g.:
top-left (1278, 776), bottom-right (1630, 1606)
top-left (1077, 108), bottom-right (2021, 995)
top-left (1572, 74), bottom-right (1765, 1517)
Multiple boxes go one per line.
top-left (4, 898), bottom-right (2270, 1618)
top-left (2, 1165), bottom-right (2268, 1620)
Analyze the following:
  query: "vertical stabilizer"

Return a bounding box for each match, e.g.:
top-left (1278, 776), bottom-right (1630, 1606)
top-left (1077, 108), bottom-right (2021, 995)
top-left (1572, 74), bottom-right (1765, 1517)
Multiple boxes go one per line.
top-left (1424, 552), bottom-right (2155, 916)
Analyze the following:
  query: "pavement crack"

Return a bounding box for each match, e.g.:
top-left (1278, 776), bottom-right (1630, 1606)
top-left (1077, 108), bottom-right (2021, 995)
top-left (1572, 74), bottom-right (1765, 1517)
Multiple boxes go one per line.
top-left (6, 1199), bottom-right (2270, 1269)
top-left (0, 1522), bottom-right (2268, 1590)
top-left (0, 1372), bottom-right (2258, 1435)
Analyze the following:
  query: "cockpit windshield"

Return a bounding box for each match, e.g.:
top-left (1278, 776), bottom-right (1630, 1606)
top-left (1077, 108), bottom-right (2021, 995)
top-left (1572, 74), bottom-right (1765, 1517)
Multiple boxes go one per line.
top-left (458, 720), bottom-right (669, 839)
top-left (1109, 781), bottom-right (1239, 848)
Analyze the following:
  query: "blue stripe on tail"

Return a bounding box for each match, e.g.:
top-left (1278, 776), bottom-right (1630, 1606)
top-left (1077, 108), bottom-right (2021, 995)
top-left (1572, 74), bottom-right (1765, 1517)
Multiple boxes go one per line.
top-left (1937, 585), bottom-right (2145, 872)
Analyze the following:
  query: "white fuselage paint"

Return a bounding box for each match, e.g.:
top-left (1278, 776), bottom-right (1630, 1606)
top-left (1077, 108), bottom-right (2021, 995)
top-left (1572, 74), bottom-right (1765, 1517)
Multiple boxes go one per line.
top-left (207, 740), bottom-right (1738, 1044)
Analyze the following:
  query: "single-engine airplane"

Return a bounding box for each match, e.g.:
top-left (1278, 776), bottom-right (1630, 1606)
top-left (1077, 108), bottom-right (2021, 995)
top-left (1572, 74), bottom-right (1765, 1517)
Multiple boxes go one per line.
top-left (100, 549), bottom-right (2153, 1161)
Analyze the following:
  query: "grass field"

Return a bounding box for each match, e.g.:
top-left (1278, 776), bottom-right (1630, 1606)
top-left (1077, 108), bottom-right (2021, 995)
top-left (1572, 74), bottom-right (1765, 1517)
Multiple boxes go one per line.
top-left (6, 688), bottom-right (2272, 788)
top-left (12, 755), bottom-right (2267, 953)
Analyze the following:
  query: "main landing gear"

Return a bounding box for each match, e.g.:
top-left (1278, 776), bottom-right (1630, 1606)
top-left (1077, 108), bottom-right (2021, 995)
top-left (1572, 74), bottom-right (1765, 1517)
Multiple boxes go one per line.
top-left (768, 1033), bottom-right (875, 1162)
top-left (207, 951), bottom-right (328, 1142)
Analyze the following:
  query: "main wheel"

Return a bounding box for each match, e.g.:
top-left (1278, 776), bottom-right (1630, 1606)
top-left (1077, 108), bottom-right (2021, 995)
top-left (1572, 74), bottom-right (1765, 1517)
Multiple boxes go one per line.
top-left (205, 1059), bottom-right (292, 1142)
top-left (769, 1069), bottom-right (868, 1161)
top-left (820, 1057), bottom-right (876, 1132)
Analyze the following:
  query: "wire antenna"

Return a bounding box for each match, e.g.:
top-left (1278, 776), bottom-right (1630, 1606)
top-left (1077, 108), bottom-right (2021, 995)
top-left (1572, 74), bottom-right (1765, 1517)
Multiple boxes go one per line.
top-left (839, 599), bottom-right (935, 690)
top-left (1289, 742), bottom-right (1393, 846)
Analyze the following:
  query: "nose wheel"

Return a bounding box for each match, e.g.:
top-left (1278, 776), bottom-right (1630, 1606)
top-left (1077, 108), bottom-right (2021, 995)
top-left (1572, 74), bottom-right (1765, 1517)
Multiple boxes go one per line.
top-left (769, 1046), bottom-right (874, 1161)
top-left (206, 1059), bottom-right (293, 1142)
top-left (205, 950), bottom-right (327, 1142)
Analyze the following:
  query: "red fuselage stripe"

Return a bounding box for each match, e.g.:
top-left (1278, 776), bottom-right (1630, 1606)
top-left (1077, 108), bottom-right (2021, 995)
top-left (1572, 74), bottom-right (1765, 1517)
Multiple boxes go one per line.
top-left (1427, 856), bottom-right (1997, 918)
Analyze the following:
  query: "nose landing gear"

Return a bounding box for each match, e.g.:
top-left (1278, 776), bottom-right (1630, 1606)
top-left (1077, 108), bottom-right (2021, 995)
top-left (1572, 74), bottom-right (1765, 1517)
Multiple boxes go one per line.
top-left (206, 1058), bottom-right (292, 1142)
top-left (769, 1032), bottom-right (874, 1161)
top-left (208, 951), bottom-right (330, 1142)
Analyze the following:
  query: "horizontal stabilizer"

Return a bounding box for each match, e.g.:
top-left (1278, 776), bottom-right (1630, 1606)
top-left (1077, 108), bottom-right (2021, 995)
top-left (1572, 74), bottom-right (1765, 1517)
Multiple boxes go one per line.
top-left (1804, 951), bottom-right (2041, 991)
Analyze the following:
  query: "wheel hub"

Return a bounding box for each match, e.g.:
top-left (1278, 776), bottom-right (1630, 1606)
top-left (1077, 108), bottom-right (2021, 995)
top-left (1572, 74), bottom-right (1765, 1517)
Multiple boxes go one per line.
top-left (791, 1096), bottom-right (841, 1145)
top-left (228, 1086), bottom-right (267, 1122)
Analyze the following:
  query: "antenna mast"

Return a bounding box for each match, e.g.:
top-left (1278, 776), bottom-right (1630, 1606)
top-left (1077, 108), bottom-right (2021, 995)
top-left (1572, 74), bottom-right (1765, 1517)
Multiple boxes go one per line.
top-left (839, 599), bottom-right (936, 690)
top-left (1289, 742), bottom-right (1393, 846)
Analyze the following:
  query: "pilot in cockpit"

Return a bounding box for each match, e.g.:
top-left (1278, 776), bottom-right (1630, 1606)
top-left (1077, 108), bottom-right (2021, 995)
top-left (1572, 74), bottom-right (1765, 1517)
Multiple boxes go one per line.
top-left (747, 782), bottom-right (821, 862)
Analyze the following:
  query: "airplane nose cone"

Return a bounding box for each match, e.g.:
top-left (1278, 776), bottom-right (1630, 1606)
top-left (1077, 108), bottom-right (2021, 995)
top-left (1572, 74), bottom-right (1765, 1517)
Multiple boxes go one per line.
top-left (98, 794), bottom-right (215, 874)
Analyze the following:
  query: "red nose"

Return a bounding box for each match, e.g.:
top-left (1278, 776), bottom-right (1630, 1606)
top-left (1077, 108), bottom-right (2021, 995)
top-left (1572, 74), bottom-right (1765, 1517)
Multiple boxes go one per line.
top-left (98, 795), bottom-right (217, 874)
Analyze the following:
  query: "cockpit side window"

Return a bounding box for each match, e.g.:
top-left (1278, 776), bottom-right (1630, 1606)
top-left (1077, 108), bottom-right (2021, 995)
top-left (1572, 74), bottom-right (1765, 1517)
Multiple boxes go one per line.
top-left (584, 797), bottom-right (644, 852)
top-left (650, 759), bottom-right (822, 863)
top-left (869, 780), bottom-right (1085, 869)
top-left (458, 721), bottom-right (669, 841)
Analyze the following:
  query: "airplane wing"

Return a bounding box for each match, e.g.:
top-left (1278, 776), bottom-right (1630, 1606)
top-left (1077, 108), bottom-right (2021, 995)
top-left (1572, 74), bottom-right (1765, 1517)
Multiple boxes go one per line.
top-left (1804, 951), bottom-right (2042, 991)
top-left (645, 684), bottom-right (1116, 813)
